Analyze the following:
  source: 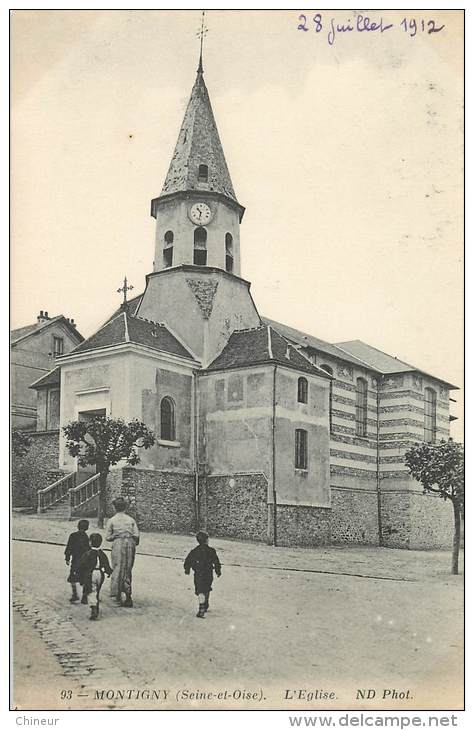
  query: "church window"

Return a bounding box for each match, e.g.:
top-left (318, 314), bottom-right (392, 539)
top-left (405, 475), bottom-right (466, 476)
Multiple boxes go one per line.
top-left (297, 377), bottom-right (308, 404)
top-left (227, 374), bottom-right (244, 403)
top-left (320, 364), bottom-right (333, 432)
top-left (194, 227), bottom-right (207, 266)
top-left (160, 396), bottom-right (176, 441)
top-left (198, 164), bottom-right (208, 182)
top-left (53, 336), bottom-right (64, 357)
top-left (355, 377), bottom-right (368, 437)
top-left (163, 231), bottom-right (174, 267)
top-left (424, 388), bottom-right (436, 443)
top-left (295, 429), bottom-right (308, 470)
top-left (163, 248), bottom-right (173, 268)
top-left (225, 233), bottom-right (234, 273)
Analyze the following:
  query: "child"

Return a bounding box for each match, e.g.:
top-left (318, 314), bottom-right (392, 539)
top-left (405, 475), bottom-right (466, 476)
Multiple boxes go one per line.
top-left (77, 533), bottom-right (112, 621)
top-left (65, 519), bottom-right (90, 604)
top-left (184, 531), bottom-right (221, 619)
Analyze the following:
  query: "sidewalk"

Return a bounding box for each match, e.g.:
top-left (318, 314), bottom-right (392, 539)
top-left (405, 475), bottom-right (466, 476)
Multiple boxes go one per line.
top-left (12, 512), bottom-right (462, 583)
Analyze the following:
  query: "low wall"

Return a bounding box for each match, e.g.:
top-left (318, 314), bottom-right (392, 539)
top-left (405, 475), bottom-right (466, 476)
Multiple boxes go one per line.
top-left (381, 491), bottom-right (453, 549)
top-left (106, 468), bottom-right (196, 533)
top-left (330, 487), bottom-right (379, 545)
top-left (276, 504), bottom-right (331, 547)
top-left (12, 431), bottom-right (61, 509)
top-left (199, 473), bottom-right (269, 542)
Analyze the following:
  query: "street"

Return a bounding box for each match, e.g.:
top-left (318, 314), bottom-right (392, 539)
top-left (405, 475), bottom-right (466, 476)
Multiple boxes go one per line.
top-left (12, 514), bottom-right (463, 710)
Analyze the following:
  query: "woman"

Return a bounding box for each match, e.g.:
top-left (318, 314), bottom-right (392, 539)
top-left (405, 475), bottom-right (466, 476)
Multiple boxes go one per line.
top-left (105, 496), bottom-right (140, 607)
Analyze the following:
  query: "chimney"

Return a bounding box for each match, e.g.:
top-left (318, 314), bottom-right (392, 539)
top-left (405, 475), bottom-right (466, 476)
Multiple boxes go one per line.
top-left (37, 310), bottom-right (48, 323)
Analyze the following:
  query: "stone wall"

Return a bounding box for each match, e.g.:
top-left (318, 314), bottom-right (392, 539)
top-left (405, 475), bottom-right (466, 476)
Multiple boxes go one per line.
top-left (106, 467), bottom-right (196, 533)
top-left (276, 505), bottom-right (331, 547)
top-left (330, 488), bottom-right (380, 545)
top-left (199, 473), bottom-right (269, 542)
top-left (12, 430), bottom-right (61, 508)
top-left (381, 491), bottom-right (453, 549)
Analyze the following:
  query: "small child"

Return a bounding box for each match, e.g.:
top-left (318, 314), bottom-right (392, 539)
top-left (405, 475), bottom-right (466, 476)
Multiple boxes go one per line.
top-left (184, 531), bottom-right (221, 618)
top-left (77, 533), bottom-right (112, 621)
top-left (65, 519), bottom-right (90, 604)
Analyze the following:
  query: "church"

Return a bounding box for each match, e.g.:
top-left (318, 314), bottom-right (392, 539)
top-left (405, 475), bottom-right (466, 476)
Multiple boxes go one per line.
top-left (27, 50), bottom-right (457, 550)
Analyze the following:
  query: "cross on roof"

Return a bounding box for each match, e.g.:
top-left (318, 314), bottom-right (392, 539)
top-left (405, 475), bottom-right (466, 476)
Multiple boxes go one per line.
top-left (117, 276), bottom-right (134, 305)
top-left (196, 11), bottom-right (208, 74)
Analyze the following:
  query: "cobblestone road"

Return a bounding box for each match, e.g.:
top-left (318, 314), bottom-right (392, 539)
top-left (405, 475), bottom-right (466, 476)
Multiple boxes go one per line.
top-left (11, 514), bottom-right (464, 711)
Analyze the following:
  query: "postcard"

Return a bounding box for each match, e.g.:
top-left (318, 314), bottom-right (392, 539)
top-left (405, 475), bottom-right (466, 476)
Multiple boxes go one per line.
top-left (10, 9), bottom-right (464, 712)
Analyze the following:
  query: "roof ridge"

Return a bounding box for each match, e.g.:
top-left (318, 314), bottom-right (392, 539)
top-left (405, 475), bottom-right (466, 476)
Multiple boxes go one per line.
top-left (133, 314), bottom-right (166, 327)
top-left (336, 339), bottom-right (413, 370)
top-left (267, 325), bottom-right (273, 359)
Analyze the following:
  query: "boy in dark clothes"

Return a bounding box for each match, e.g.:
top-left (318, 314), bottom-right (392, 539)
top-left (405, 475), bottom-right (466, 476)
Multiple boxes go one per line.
top-left (65, 519), bottom-right (90, 603)
top-left (184, 531), bottom-right (221, 618)
top-left (77, 533), bottom-right (112, 621)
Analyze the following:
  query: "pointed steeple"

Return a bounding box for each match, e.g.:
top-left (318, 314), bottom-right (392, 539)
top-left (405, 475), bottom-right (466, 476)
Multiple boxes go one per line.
top-left (160, 68), bottom-right (237, 202)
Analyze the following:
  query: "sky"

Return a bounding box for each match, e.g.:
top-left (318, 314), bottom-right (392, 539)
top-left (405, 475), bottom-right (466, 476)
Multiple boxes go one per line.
top-left (10, 9), bottom-right (463, 437)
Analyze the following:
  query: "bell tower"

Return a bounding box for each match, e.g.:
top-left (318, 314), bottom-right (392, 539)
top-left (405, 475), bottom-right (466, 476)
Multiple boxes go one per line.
top-left (150, 48), bottom-right (244, 276)
top-left (137, 30), bottom-right (260, 365)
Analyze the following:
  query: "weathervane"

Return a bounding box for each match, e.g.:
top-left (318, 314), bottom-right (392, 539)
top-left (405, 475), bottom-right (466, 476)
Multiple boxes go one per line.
top-left (117, 276), bottom-right (134, 305)
top-left (196, 10), bottom-right (208, 73)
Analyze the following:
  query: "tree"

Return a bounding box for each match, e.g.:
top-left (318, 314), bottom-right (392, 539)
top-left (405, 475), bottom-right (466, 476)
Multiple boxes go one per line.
top-left (63, 417), bottom-right (155, 527)
top-left (12, 430), bottom-right (31, 457)
top-left (405, 440), bottom-right (464, 574)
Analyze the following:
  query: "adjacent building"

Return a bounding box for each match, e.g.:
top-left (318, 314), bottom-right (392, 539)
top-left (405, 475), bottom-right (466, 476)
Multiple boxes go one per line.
top-left (11, 311), bottom-right (83, 430)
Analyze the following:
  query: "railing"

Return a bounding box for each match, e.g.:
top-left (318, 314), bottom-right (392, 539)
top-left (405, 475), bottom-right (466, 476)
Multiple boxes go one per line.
top-left (37, 472), bottom-right (76, 514)
top-left (69, 473), bottom-right (100, 512)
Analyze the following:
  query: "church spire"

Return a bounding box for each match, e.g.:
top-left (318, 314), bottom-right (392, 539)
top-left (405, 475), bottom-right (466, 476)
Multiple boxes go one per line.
top-left (196, 11), bottom-right (207, 75)
top-left (159, 46), bottom-right (237, 203)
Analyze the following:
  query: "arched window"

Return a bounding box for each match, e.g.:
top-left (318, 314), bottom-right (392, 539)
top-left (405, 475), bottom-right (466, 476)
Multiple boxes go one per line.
top-left (355, 377), bottom-right (368, 437)
top-left (424, 388), bottom-right (436, 443)
top-left (163, 231), bottom-right (174, 267)
top-left (320, 364), bottom-right (333, 432)
top-left (198, 164), bottom-right (208, 182)
top-left (194, 227), bottom-right (207, 266)
top-left (225, 233), bottom-right (234, 273)
top-left (295, 429), bottom-right (308, 470)
top-left (297, 377), bottom-right (308, 404)
top-left (160, 397), bottom-right (176, 441)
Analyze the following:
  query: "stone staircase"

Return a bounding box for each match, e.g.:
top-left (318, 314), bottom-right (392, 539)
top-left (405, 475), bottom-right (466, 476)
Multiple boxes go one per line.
top-left (37, 472), bottom-right (100, 520)
top-left (38, 494), bottom-right (72, 520)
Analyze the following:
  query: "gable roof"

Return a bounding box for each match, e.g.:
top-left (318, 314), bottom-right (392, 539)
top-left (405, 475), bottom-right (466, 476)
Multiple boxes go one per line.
top-left (30, 366), bottom-right (61, 390)
top-left (262, 318), bottom-right (456, 389)
top-left (11, 315), bottom-right (84, 346)
top-left (336, 340), bottom-right (458, 389)
top-left (206, 325), bottom-right (331, 377)
top-left (68, 311), bottom-right (195, 361)
top-left (160, 70), bottom-right (237, 202)
top-left (104, 293), bottom-right (143, 324)
top-left (261, 316), bottom-right (364, 367)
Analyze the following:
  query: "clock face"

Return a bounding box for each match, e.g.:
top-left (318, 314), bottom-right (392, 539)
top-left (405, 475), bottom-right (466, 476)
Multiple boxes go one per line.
top-left (190, 202), bottom-right (212, 225)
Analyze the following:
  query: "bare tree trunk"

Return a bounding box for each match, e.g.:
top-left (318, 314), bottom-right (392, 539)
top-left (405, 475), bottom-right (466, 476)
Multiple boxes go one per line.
top-left (451, 500), bottom-right (461, 575)
top-left (97, 470), bottom-right (108, 529)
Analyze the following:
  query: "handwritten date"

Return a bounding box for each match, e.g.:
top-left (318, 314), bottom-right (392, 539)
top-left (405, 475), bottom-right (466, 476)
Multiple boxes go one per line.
top-left (297, 14), bottom-right (445, 46)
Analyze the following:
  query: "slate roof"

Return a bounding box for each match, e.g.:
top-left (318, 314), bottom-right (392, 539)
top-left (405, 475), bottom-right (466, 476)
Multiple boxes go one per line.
top-left (11, 315), bottom-right (84, 345)
top-left (336, 340), bottom-right (458, 389)
top-left (261, 317), bottom-right (456, 389)
top-left (206, 325), bottom-right (332, 377)
top-left (30, 366), bottom-right (61, 390)
top-left (69, 312), bottom-right (194, 360)
top-left (160, 69), bottom-right (237, 202)
top-left (104, 293), bottom-right (143, 324)
top-left (261, 316), bottom-right (364, 367)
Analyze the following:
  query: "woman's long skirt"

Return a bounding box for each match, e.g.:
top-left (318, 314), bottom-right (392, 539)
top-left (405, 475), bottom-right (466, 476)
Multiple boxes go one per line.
top-left (110, 536), bottom-right (136, 599)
